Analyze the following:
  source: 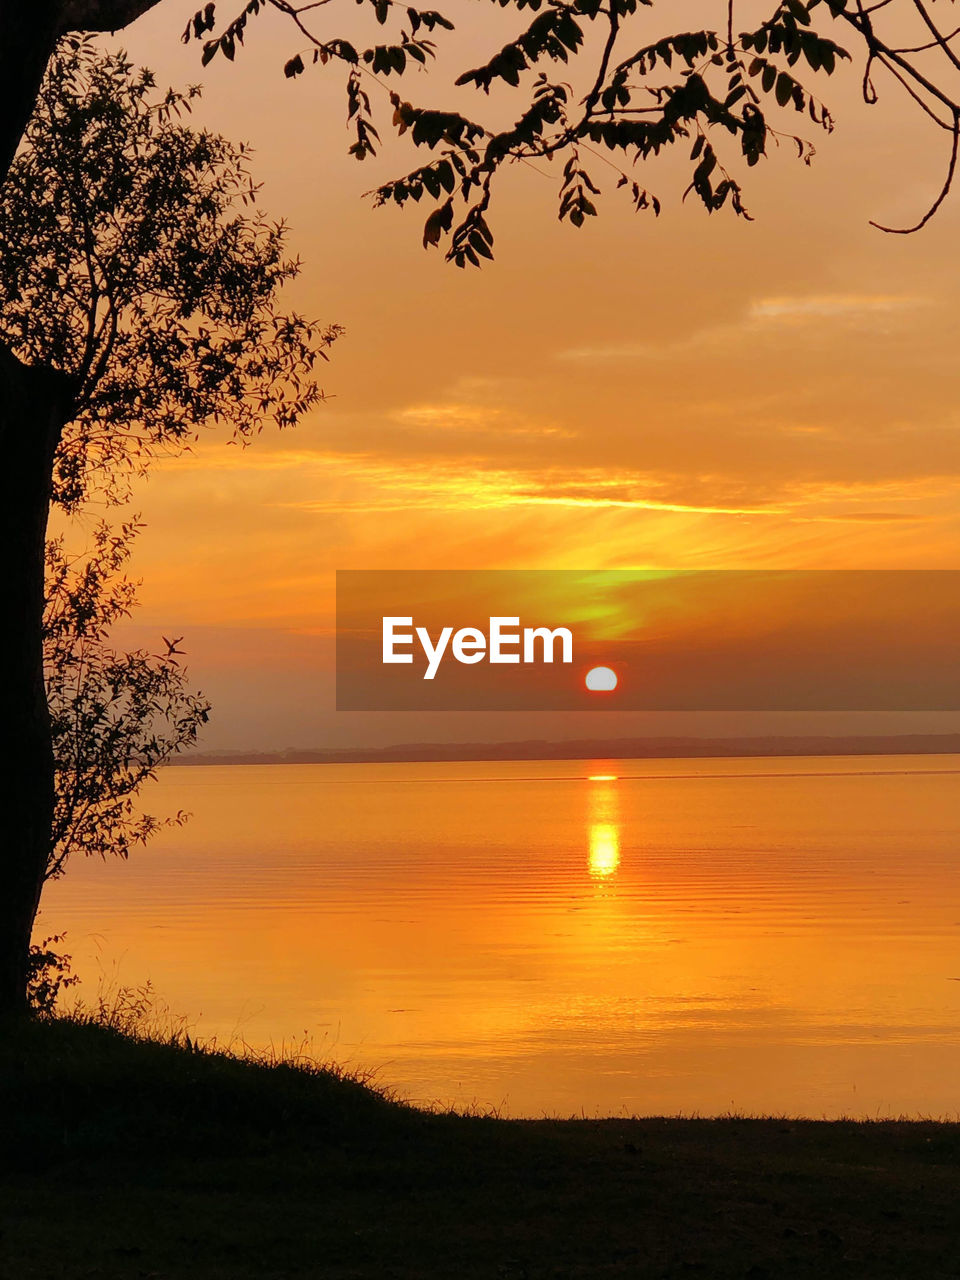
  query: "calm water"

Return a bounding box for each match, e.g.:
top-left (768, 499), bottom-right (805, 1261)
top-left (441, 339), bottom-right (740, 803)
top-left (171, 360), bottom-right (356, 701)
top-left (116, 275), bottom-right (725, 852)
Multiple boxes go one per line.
top-left (39, 756), bottom-right (960, 1118)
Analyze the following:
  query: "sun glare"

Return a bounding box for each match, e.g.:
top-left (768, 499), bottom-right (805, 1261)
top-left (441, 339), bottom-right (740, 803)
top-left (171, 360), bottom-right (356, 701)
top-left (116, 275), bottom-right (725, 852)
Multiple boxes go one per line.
top-left (588, 823), bottom-right (620, 879)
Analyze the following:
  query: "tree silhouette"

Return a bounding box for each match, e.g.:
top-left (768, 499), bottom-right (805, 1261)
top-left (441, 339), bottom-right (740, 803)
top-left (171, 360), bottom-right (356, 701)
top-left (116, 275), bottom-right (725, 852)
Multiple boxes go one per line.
top-left (0, 3), bottom-right (165, 179)
top-left (44, 518), bottom-right (211, 883)
top-left (4, 4), bottom-right (960, 249)
top-left (0, 38), bottom-right (338, 1011)
top-left (24, 518), bottom-right (210, 1012)
top-left (188, 0), bottom-right (960, 259)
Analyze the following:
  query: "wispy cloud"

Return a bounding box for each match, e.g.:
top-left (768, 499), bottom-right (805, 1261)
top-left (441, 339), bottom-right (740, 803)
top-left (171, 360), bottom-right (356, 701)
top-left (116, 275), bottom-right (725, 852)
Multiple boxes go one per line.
top-left (277, 454), bottom-right (786, 517)
top-left (555, 341), bottom-right (662, 362)
top-left (748, 294), bottom-right (928, 322)
top-left (555, 293), bottom-right (931, 362)
top-left (151, 448), bottom-right (960, 521)
top-left (391, 402), bottom-right (573, 439)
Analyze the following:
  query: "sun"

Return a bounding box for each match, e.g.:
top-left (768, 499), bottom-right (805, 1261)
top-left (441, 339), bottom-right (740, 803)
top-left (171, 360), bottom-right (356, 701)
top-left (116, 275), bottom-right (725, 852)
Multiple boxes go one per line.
top-left (585, 666), bottom-right (618, 693)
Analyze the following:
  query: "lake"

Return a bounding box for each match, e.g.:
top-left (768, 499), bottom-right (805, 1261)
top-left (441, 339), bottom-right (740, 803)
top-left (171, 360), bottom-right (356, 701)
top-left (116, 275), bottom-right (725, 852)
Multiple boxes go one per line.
top-left (38, 756), bottom-right (960, 1119)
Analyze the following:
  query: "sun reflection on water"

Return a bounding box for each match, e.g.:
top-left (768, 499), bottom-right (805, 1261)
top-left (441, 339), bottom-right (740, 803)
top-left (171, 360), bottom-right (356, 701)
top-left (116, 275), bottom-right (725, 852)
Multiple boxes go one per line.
top-left (587, 772), bottom-right (621, 880)
top-left (589, 822), bottom-right (620, 878)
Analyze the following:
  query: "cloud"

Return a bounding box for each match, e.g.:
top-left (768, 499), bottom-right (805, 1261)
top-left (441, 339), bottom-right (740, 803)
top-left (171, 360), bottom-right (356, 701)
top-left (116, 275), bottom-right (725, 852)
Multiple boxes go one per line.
top-left (748, 294), bottom-right (928, 322)
top-left (391, 402), bottom-right (573, 439)
top-left (824, 512), bottom-right (925, 522)
top-left (277, 454), bottom-right (787, 517)
top-left (555, 341), bottom-right (662, 362)
top-left (149, 446), bottom-right (960, 524)
top-left (554, 293), bottom-right (931, 362)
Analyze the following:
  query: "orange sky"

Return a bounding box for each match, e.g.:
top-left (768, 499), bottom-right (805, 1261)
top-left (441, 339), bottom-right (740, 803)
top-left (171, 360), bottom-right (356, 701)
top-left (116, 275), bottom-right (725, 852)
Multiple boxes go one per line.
top-left (86, 0), bottom-right (960, 748)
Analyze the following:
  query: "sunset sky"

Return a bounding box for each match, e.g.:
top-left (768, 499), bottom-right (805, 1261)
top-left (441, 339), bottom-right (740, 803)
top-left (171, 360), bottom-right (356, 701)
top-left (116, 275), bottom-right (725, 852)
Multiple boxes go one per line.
top-left (89, 0), bottom-right (960, 749)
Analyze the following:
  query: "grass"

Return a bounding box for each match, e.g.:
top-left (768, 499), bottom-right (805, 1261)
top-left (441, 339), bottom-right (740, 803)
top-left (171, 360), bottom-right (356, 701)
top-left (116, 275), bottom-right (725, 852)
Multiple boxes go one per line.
top-left (2, 1014), bottom-right (960, 1279)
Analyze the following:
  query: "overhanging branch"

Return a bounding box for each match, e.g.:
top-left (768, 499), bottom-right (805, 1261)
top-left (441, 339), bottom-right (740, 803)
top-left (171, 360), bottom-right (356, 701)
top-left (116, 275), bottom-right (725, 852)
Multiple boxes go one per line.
top-left (57, 0), bottom-right (164, 34)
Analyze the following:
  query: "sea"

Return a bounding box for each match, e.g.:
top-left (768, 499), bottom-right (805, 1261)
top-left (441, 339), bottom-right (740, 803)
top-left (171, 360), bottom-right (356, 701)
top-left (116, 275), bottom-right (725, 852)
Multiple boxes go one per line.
top-left (38, 755), bottom-right (960, 1119)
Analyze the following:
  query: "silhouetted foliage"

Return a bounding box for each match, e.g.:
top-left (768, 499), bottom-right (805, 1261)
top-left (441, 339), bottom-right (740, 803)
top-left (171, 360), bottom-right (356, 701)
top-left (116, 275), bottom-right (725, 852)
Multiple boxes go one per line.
top-left (186, 0), bottom-right (960, 262)
top-left (0, 36), bottom-right (340, 1011)
top-left (16, 38), bottom-right (340, 868)
top-left (44, 519), bottom-right (211, 883)
top-left (0, 37), bottom-right (341, 510)
top-left (26, 934), bottom-right (79, 1014)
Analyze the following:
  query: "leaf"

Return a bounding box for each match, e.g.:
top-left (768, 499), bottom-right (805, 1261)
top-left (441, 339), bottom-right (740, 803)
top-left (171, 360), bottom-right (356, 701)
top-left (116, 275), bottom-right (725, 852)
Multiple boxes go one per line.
top-left (775, 71), bottom-right (793, 106)
top-left (422, 198), bottom-right (453, 246)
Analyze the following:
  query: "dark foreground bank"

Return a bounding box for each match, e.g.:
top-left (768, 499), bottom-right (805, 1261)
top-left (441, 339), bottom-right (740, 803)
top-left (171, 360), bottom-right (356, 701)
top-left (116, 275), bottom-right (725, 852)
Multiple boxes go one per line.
top-left (2, 1019), bottom-right (959, 1279)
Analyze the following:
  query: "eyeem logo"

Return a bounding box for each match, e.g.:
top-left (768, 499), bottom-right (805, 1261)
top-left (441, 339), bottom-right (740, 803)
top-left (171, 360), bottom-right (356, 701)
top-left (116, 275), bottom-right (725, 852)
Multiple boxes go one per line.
top-left (383, 616), bottom-right (574, 680)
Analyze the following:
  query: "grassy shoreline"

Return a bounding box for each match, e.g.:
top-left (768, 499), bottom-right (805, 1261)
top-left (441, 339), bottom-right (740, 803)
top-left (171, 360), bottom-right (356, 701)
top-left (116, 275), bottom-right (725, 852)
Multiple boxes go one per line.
top-left (2, 1017), bottom-right (959, 1278)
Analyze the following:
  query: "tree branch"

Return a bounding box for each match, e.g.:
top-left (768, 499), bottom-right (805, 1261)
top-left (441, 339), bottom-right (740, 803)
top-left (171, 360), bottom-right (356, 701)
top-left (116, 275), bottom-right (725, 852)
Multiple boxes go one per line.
top-left (57, 0), bottom-right (165, 34)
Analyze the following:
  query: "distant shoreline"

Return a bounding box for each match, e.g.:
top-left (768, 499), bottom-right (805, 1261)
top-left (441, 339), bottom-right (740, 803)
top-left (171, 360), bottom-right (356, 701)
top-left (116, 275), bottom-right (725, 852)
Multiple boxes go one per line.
top-left (175, 733), bottom-right (960, 767)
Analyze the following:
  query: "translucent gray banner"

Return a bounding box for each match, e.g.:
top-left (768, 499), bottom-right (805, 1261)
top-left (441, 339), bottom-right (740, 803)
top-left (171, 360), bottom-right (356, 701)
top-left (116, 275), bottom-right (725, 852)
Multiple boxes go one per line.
top-left (336, 570), bottom-right (960, 711)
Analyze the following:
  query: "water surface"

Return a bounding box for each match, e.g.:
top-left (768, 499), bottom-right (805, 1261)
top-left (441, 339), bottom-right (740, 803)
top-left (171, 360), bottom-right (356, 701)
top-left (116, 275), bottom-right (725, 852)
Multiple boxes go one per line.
top-left (40, 756), bottom-right (960, 1118)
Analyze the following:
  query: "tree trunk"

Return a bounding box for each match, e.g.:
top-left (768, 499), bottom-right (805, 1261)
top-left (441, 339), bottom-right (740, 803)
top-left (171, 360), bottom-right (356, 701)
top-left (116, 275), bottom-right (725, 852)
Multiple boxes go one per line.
top-left (0, 345), bottom-right (72, 1014)
top-left (0, 1), bottom-right (166, 185)
top-left (0, 1), bottom-right (63, 184)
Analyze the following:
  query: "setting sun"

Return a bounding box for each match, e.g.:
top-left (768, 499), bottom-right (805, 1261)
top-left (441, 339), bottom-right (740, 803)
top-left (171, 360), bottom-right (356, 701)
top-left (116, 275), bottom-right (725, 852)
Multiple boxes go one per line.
top-left (585, 666), bottom-right (619, 692)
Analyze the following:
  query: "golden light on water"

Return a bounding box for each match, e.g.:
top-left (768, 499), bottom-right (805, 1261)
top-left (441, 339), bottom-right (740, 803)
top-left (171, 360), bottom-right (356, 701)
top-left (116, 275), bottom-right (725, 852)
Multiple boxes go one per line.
top-left (588, 822), bottom-right (621, 879)
top-left (39, 759), bottom-right (960, 1118)
top-left (587, 772), bottom-right (621, 880)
